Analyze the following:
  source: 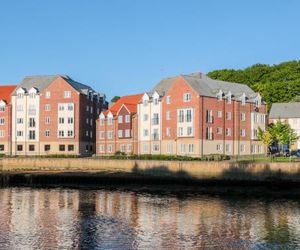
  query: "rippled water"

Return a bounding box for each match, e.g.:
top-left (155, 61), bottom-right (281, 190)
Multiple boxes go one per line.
top-left (0, 188), bottom-right (300, 249)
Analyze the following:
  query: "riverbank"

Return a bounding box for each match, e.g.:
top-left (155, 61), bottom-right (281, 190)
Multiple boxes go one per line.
top-left (1, 157), bottom-right (300, 184)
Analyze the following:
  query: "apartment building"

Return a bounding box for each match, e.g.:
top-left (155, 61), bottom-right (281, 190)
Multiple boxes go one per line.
top-left (11, 75), bottom-right (107, 156)
top-left (137, 72), bottom-right (267, 156)
top-left (0, 85), bottom-right (17, 155)
top-left (269, 102), bottom-right (300, 150)
top-left (96, 94), bottom-right (143, 155)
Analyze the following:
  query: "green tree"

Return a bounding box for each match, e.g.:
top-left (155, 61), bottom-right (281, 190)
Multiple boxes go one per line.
top-left (258, 128), bottom-right (273, 154)
top-left (111, 96), bottom-right (120, 103)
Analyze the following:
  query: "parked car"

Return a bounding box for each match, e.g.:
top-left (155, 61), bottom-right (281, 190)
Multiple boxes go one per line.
top-left (296, 150), bottom-right (300, 157)
top-left (283, 149), bottom-right (290, 157)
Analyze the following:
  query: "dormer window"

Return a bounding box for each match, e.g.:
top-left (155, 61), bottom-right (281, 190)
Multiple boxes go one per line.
top-left (154, 98), bottom-right (159, 105)
top-left (226, 92), bottom-right (232, 104)
top-left (143, 100), bottom-right (148, 106)
top-left (183, 93), bottom-right (191, 102)
top-left (216, 90), bottom-right (223, 101)
top-left (29, 93), bottom-right (36, 98)
top-left (255, 95), bottom-right (261, 108)
top-left (17, 93), bottom-right (23, 99)
top-left (241, 94), bottom-right (246, 105)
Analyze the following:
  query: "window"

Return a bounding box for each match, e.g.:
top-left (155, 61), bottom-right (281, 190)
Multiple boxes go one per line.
top-left (143, 99), bottom-right (148, 106)
top-left (67, 130), bottom-right (73, 137)
top-left (180, 144), bottom-right (185, 153)
top-left (68, 117), bottom-right (73, 124)
top-left (206, 127), bottom-right (213, 140)
top-left (0, 118), bottom-right (4, 125)
top-left (178, 127), bottom-right (184, 136)
top-left (166, 143), bottom-right (172, 154)
top-left (44, 145), bottom-right (51, 151)
top-left (152, 129), bottom-right (159, 140)
top-left (152, 144), bottom-right (159, 152)
top-left (187, 127), bottom-right (193, 136)
top-left (186, 109), bottom-right (192, 122)
top-left (107, 131), bottom-right (113, 139)
top-left (241, 95), bottom-right (246, 105)
top-left (166, 127), bottom-right (171, 137)
top-left (206, 110), bottom-right (213, 123)
top-left (183, 93), bottom-right (191, 102)
top-left (90, 107), bottom-right (93, 114)
top-left (188, 144), bottom-right (194, 153)
top-left (90, 119), bottom-right (93, 126)
top-left (17, 93), bottom-right (23, 99)
top-left (0, 130), bottom-right (4, 137)
top-left (125, 115), bottom-right (130, 123)
top-left (125, 129), bottom-right (131, 137)
top-left (45, 104), bottom-right (51, 111)
top-left (59, 130), bottom-right (64, 137)
top-left (153, 98), bottom-right (159, 105)
top-left (45, 130), bottom-right (50, 137)
top-left (120, 144), bottom-right (126, 152)
top-left (166, 111), bottom-right (171, 120)
top-left (251, 145), bottom-right (256, 154)
top-left (99, 145), bottom-right (105, 153)
top-left (217, 144), bottom-right (222, 151)
top-left (166, 96), bottom-right (171, 104)
top-left (86, 130), bottom-right (89, 136)
top-left (217, 111), bottom-right (222, 118)
top-left (59, 104), bottom-right (65, 111)
top-left (28, 105), bottom-right (36, 115)
top-left (100, 118), bottom-right (105, 125)
top-left (45, 117), bottom-right (50, 124)
top-left (152, 113), bottom-right (159, 125)
top-left (59, 145), bottom-right (65, 151)
top-left (29, 145), bottom-right (35, 151)
top-left (29, 118), bottom-right (36, 127)
top-left (100, 131), bottom-right (105, 139)
top-left (108, 117), bottom-right (113, 125)
top-left (86, 106), bottom-right (89, 112)
top-left (225, 128), bottom-right (231, 136)
top-left (29, 92), bottom-right (36, 98)
top-left (143, 114), bottom-right (148, 121)
top-left (64, 91), bottom-right (71, 98)
top-left (67, 104), bottom-right (73, 111)
top-left (17, 131), bottom-right (23, 137)
top-left (118, 116), bottom-right (123, 123)
top-left (240, 112), bottom-right (246, 121)
top-left (118, 130), bottom-right (123, 138)
top-left (258, 145), bottom-right (263, 153)
top-left (107, 144), bottom-right (113, 153)
top-left (240, 144), bottom-right (246, 152)
top-left (143, 144), bottom-right (149, 153)
top-left (225, 144), bottom-right (231, 153)
top-left (143, 129), bottom-right (148, 137)
top-left (227, 95), bottom-right (232, 104)
top-left (17, 145), bottom-right (23, 151)
top-left (127, 144), bottom-right (132, 153)
top-left (217, 127), bottom-right (222, 134)
top-left (252, 129), bottom-right (258, 139)
top-left (0, 106), bottom-right (5, 112)
top-left (68, 145), bottom-right (74, 151)
top-left (226, 112), bottom-right (231, 120)
top-left (45, 91), bottom-right (51, 98)
top-left (240, 129), bottom-right (246, 137)
top-left (29, 130), bottom-right (36, 140)
top-left (217, 92), bottom-right (222, 101)
top-left (17, 118), bottom-right (24, 124)
top-left (255, 97), bottom-right (261, 107)
top-left (260, 114), bottom-right (265, 124)
top-left (0, 145), bottom-right (4, 151)
top-left (59, 117), bottom-right (64, 124)
top-left (178, 110), bottom-right (184, 123)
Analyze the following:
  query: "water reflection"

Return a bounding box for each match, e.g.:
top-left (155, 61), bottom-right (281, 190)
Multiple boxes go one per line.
top-left (0, 188), bottom-right (299, 249)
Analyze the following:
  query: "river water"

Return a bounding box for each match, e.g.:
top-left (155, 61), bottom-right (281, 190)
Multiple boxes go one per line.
top-left (0, 187), bottom-right (300, 249)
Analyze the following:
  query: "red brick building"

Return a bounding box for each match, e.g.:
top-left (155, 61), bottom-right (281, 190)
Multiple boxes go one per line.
top-left (11, 75), bottom-right (107, 156)
top-left (96, 94), bottom-right (143, 155)
top-left (0, 85), bottom-right (17, 155)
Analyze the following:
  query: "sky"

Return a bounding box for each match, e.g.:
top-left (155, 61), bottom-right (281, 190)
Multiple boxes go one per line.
top-left (0, 0), bottom-right (300, 100)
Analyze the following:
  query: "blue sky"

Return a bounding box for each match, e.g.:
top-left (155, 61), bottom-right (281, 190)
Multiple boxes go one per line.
top-left (0, 0), bottom-right (299, 100)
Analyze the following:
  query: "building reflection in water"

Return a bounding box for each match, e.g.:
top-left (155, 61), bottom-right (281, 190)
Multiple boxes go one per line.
top-left (0, 188), bottom-right (300, 249)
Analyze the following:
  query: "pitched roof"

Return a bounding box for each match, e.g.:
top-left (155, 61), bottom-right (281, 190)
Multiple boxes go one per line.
top-left (0, 85), bottom-right (17, 103)
top-left (12, 75), bottom-right (98, 95)
top-left (269, 103), bottom-right (300, 119)
top-left (103, 93), bottom-right (143, 116)
top-left (152, 72), bottom-right (256, 99)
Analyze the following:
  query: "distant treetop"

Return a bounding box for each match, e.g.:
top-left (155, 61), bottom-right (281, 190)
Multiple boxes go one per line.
top-left (207, 60), bottom-right (300, 111)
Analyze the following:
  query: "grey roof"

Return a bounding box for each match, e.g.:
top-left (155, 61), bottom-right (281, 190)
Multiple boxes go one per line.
top-left (269, 103), bottom-right (300, 119)
top-left (151, 72), bottom-right (257, 100)
top-left (13, 75), bottom-right (96, 95)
